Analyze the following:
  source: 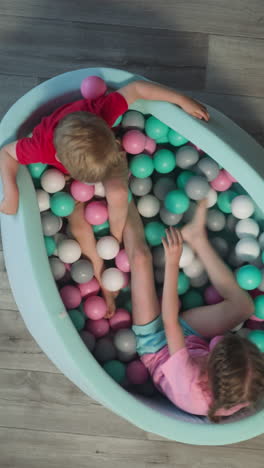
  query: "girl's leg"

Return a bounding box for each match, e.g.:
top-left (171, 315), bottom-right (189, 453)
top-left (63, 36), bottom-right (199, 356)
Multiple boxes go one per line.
top-left (123, 202), bottom-right (160, 325)
top-left (180, 200), bottom-right (254, 337)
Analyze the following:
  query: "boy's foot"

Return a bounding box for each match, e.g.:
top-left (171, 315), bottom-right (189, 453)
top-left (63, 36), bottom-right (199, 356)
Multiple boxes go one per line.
top-left (181, 199), bottom-right (207, 248)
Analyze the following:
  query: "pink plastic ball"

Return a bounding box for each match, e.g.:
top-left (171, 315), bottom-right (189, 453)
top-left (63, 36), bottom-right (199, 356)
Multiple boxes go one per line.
top-left (222, 169), bottom-right (237, 183)
top-left (83, 295), bottom-right (107, 320)
top-left (80, 76), bottom-right (107, 100)
top-left (204, 285), bottom-right (223, 305)
top-left (109, 308), bottom-right (132, 331)
top-left (78, 277), bottom-right (100, 298)
top-left (86, 318), bottom-right (110, 338)
top-left (144, 136), bottom-right (157, 155)
top-left (122, 130), bottom-right (146, 155)
top-left (85, 201), bottom-right (108, 225)
top-left (249, 289), bottom-right (263, 299)
top-left (126, 360), bottom-right (149, 385)
top-left (115, 249), bottom-right (130, 273)
top-left (60, 285), bottom-right (82, 309)
top-left (210, 170), bottom-right (233, 191)
top-left (70, 180), bottom-right (95, 202)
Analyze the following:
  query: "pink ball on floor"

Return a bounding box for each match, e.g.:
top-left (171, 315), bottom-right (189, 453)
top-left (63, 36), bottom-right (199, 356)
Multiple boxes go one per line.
top-left (70, 180), bottom-right (95, 202)
top-left (80, 76), bottom-right (107, 100)
top-left (115, 249), bottom-right (130, 273)
top-left (204, 285), bottom-right (223, 305)
top-left (60, 285), bottom-right (82, 309)
top-left (85, 201), bottom-right (108, 225)
top-left (210, 170), bottom-right (233, 191)
top-left (109, 308), bottom-right (132, 331)
top-left (86, 318), bottom-right (110, 338)
top-left (83, 295), bottom-right (107, 320)
top-left (222, 169), bottom-right (237, 183)
top-left (78, 277), bottom-right (100, 298)
top-left (122, 130), bottom-right (146, 154)
top-left (144, 136), bottom-right (157, 155)
top-left (126, 360), bottom-right (149, 385)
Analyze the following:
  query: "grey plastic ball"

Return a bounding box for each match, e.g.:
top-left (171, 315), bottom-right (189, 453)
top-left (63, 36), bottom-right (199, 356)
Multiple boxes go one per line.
top-left (113, 328), bottom-right (137, 354)
top-left (93, 337), bottom-right (117, 362)
top-left (71, 259), bottom-right (94, 284)
top-left (176, 146), bottom-right (199, 169)
top-left (49, 257), bottom-right (66, 280)
top-left (130, 176), bottom-right (152, 196)
top-left (185, 176), bottom-right (210, 201)
top-left (206, 209), bottom-right (226, 232)
top-left (41, 212), bottom-right (62, 236)
top-left (152, 245), bottom-right (165, 268)
top-left (182, 201), bottom-right (196, 223)
top-left (80, 331), bottom-right (96, 352)
top-left (210, 236), bottom-right (229, 257)
top-left (117, 350), bottom-right (137, 363)
top-left (197, 156), bottom-right (220, 181)
top-left (153, 177), bottom-right (176, 201)
top-left (154, 267), bottom-right (165, 284)
top-left (160, 206), bottom-right (183, 226)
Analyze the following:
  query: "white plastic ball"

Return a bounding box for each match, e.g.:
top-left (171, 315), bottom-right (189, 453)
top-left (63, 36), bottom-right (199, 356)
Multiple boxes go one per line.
top-left (235, 218), bottom-right (260, 239)
top-left (235, 236), bottom-right (260, 262)
top-left (249, 255), bottom-right (263, 268)
top-left (114, 328), bottom-right (137, 354)
top-left (94, 182), bottom-right (105, 197)
top-left (130, 176), bottom-right (152, 196)
top-left (117, 350), bottom-right (137, 362)
top-left (206, 209), bottom-right (226, 232)
top-left (176, 146), bottom-right (199, 169)
top-left (40, 168), bottom-right (66, 193)
top-left (152, 245), bottom-right (165, 268)
top-left (179, 243), bottom-right (195, 268)
top-left (49, 257), bottom-right (66, 280)
top-left (153, 177), bottom-right (175, 201)
top-left (101, 268), bottom-right (124, 291)
top-left (183, 257), bottom-right (204, 278)
top-left (206, 188), bottom-right (217, 208)
top-left (121, 110), bottom-right (145, 130)
top-left (190, 271), bottom-right (208, 287)
top-left (231, 195), bottom-right (255, 219)
top-left (137, 194), bottom-right (160, 218)
top-left (197, 156), bottom-right (220, 181)
top-left (36, 189), bottom-right (50, 212)
top-left (57, 239), bottom-right (82, 263)
top-left (159, 206), bottom-right (182, 226)
top-left (96, 236), bottom-right (120, 260)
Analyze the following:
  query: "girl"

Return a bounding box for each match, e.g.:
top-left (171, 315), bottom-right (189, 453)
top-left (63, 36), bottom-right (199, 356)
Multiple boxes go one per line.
top-left (123, 199), bottom-right (264, 422)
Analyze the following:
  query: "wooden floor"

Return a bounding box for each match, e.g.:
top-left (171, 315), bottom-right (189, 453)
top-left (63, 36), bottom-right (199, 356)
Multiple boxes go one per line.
top-left (0, 1), bottom-right (264, 466)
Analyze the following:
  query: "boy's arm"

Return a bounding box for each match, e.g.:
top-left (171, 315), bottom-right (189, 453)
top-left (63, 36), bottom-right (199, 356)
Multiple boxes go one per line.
top-left (118, 80), bottom-right (209, 121)
top-left (0, 142), bottom-right (20, 215)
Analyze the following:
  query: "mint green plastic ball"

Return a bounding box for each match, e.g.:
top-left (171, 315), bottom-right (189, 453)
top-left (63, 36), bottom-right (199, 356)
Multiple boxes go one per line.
top-left (165, 189), bottom-right (190, 214)
top-left (145, 116), bottom-right (168, 140)
top-left (153, 149), bottom-right (176, 174)
top-left (248, 330), bottom-right (264, 352)
top-left (217, 190), bottom-right (237, 214)
top-left (177, 170), bottom-right (194, 190)
top-left (129, 154), bottom-right (154, 178)
top-left (155, 134), bottom-right (169, 144)
top-left (103, 360), bottom-right (126, 383)
top-left (235, 265), bottom-right (262, 290)
top-left (254, 295), bottom-right (264, 319)
top-left (128, 189), bottom-right (133, 203)
top-left (112, 115), bottom-right (122, 127)
top-left (177, 272), bottom-right (190, 295)
top-left (168, 129), bottom-right (188, 147)
top-left (28, 162), bottom-right (47, 178)
top-left (44, 236), bottom-right (56, 256)
top-left (50, 192), bottom-right (75, 217)
top-left (262, 251), bottom-right (264, 263)
top-left (68, 309), bottom-right (85, 332)
top-left (182, 290), bottom-right (204, 310)
top-left (93, 220), bottom-right (110, 237)
top-left (144, 221), bottom-right (166, 246)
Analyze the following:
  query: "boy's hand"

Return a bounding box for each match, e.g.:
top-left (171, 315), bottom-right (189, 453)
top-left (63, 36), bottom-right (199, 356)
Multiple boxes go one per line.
top-left (0, 195), bottom-right (19, 215)
top-left (179, 96), bottom-right (209, 121)
top-left (162, 227), bottom-right (183, 265)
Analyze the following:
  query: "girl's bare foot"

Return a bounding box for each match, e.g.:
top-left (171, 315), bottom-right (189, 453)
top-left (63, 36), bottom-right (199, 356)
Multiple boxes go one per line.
top-left (101, 288), bottom-right (117, 319)
top-left (181, 199), bottom-right (208, 248)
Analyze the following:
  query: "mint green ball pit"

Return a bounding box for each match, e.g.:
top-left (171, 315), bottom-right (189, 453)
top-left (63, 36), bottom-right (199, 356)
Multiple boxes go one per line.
top-left (1, 67), bottom-right (264, 445)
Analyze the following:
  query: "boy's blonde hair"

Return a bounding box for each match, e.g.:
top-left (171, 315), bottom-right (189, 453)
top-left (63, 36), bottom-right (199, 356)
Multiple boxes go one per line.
top-left (54, 112), bottom-right (122, 182)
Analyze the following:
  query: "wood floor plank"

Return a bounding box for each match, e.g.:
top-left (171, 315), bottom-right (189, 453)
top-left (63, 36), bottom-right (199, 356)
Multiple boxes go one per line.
top-left (0, 74), bottom-right (38, 119)
top-left (0, 0), bottom-right (263, 38)
top-left (206, 35), bottom-right (264, 98)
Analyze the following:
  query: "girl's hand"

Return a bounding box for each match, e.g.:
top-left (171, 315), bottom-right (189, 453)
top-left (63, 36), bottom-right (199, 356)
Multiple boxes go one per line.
top-left (180, 96), bottom-right (210, 121)
top-left (162, 227), bottom-right (183, 264)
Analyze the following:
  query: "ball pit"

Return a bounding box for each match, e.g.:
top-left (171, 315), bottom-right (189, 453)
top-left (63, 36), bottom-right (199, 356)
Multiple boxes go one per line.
top-left (1, 67), bottom-right (264, 445)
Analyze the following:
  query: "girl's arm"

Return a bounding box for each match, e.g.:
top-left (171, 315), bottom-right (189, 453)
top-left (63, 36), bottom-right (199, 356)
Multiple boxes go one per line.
top-left (162, 228), bottom-right (185, 355)
top-left (0, 142), bottom-right (20, 215)
top-left (118, 80), bottom-right (209, 121)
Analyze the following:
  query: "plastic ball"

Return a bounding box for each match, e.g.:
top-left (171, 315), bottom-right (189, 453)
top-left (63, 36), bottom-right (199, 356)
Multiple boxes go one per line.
top-left (151, 245), bottom-right (165, 269)
top-left (254, 295), bottom-right (264, 319)
top-left (36, 189), bottom-right (50, 212)
top-left (96, 236), bottom-right (120, 260)
top-left (168, 129), bottom-right (188, 147)
top-left (153, 149), bottom-right (176, 174)
top-left (182, 290), bottom-right (204, 310)
top-left (154, 267), bottom-right (165, 284)
top-left (248, 330), bottom-right (264, 352)
top-left (50, 192), bottom-right (75, 217)
top-left (49, 257), bottom-right (66, 280)
top-left (183, 257), bottom-right (204, 278)
top-left (78, 277), bottom-right (100, 298)
top-left (130, 176), bottom-right (152, 196)
top-left (103, 360), bottom-right (126, 383)
top-left (190, 271), bottom-right (208, 288)
top-left (94, 182), bottom-right (106, 198)
top-left (70, 180), bottom-right (95, 202)
top-left (94, 337), bottom-right (117, 362)
top-left (80, 330), bottom-right (96, 352)
top-left (122, 129), bottom-right (146, 154)
top-left (57, 239), bottom-right (81, 263)
top-left (231, 195), bottom-right (255, 219)
top-left (41, 212), bottom-right (62, 236)
top-left (176, 146), bottom-right (199, 169)
top-left (70, 259), bottom-right (94, 284)
top-left (206, 188), bottom-right (218, 208)
top-left (153, 177), bottom-right (176, 201)
top-left (109, 308), bottom-right (132, 331)
top-left (206, 209), bottom-right (226, 231)
top-left (40, 168), bottom-right (65, 193)
top-left (129, 154), bottom-right (154, 178)
top-left (115, 249), bottom-right (130, 273)
top-left (165, 189), bottom-right (190, 215)
top-left (101, 268), bottom-right (125, 291)
top-left (236, 265), bottom-right (262, 290)
top-left (44, 236), bottom-right (56, 256)
top-left (114, 328), bottom-right (137, 354)
top-left (179, 243), bottom-right (195, 268)
top-left (178, 272), bottom-right (190, 295)
top-left (83, 295), bottom-right (107, 320)
top-left (121, 110), bottom-right (145, 130)
top-left (210, 237), bottom-right (229, 258)
top-left (197, 156), bottom-right (220, 181)
top-left (235, 237), bottom-right (260, 262)
top-left (68, 309), bottom-right (85, 332)
top-left (235, 219), bottom-right (260, 239)
top-left (60, 285), bottom-right (82, 309)
top-left (204, 286), bottom-right (223, 305)
top-left (144, 136), bottom-right (156, 155)
top-left (137, 194), bottom-right (160, 218)
top-left (176, 170), bottom-right (194, 190)
top-left (28, 162), bottom-right (47, 179)
top-left (85, 201), bottom-right (108, 225)
top-left (145, 116), bottom-right (168, 140)
top-left (156, 134), bottom-right (169, 144)
top-left (113, 115), bottom-right (122, 127)
top-left (185, 176), bottom-right (210, 201)
top-left (211, 170), bottom-right (233, 192)
top-left (86, 318), bottom-right (110, 338)
top-left (159, 206), bottom-right (182, 226)
top-left (226, 214), bottom-right (238, 232)
top-left (126, 360), bottom-right (149, 385)
top-left (223, 169), bottom-right (237, 183)
top-left (92, 220), bottom-right (110, 237)
top-left (144, 221), bottom-right (166, 247)
top-left (217, 190), bottom-right (237, 214)
top-left (80, 75), bottom-right (107, 99)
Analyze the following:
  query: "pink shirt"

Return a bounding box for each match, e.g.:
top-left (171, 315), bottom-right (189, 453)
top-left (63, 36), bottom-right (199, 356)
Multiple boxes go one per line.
top-left (141, 335), bottom-right (249, 417)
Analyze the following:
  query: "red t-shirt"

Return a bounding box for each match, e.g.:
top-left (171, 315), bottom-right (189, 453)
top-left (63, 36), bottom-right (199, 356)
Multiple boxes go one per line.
top-left (16, 92), bottom-right (128, 174)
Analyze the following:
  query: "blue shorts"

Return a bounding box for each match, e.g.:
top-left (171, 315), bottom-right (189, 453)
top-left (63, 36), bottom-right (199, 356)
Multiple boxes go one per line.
top-left (132, 315), bottom-right (203, 356)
